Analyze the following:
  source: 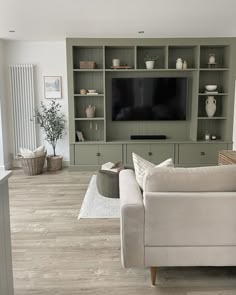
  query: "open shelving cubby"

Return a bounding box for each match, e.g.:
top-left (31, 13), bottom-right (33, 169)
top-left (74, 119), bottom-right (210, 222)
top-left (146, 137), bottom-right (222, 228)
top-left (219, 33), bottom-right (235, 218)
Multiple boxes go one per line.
top-left (168, 46), bottom-right (199, 69)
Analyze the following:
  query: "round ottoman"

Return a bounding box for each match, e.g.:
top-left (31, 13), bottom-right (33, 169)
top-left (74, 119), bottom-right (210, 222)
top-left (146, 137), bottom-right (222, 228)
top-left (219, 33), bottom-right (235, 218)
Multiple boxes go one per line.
top-left (96, 169), bottom-right (120, 198)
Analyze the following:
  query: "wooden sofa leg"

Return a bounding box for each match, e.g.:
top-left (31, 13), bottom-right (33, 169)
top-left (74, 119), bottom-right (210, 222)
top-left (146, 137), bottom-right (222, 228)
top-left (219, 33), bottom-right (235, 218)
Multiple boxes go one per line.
top-left (150, 267), bottom-right (157, 286)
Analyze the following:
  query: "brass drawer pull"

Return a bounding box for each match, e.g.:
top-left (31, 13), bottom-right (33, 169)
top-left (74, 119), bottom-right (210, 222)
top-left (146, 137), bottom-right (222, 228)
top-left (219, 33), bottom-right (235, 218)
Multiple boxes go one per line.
top-left (96, 152), bottom-right (100, 156)
top-left (148, 152), bottom-right (152, 156)
top-left (200, 152), bottom-right (205, 156)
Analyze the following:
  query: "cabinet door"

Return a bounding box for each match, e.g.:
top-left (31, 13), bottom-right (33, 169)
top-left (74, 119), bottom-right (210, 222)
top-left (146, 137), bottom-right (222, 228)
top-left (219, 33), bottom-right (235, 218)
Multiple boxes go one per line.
top-left (150, 144), bottom-right (175, 164)
top-left (179, 143), bottom-right (228, 165)
top-left (75, 145), bottom-right (98, 165)
top-left (98, 144), bottom-right (123, 165)
top-left (126, 144), bottom-right (150, 165)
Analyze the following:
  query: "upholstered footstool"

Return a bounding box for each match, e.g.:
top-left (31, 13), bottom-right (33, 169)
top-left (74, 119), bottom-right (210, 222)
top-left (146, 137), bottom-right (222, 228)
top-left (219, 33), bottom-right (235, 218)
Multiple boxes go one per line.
top-left (96, 169), bottom-right (120, 198)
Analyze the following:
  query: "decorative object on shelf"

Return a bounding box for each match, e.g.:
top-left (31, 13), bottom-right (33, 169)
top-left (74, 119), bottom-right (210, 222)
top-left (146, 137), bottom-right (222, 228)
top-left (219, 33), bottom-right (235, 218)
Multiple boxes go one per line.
top-left (205, 96), bottom-right (216, 117)
top-left (87, 89), bottom-right (97, 93)
top-left (211, 135), bottom-right (217, 140)
top-left (183, 60), bottom-right (188, 69)
top-left (80, 89), bottom-right (87, 95)
top-left (205, 131), bottom-right (210, 141)
top-left (112, 59), bottom-right (120, 67)
top-left (44, 76), bottom-right (62, 99)
top-left (35, 100), bottom-right (65, 171)
top-left (205, 85), bottom-right (217, 92)
top-left (76, 130), bottom-right (85, 142)
top-left (86, 105), bottom-right (96, 118)
top-left (144, 54), bottom-right (158, 69)
top-left (208, 53), bottom-right (216, 64)
top-left (80, 61), bottom-right (96, 69)
top-left (176, 58), bottom-right (183, 69)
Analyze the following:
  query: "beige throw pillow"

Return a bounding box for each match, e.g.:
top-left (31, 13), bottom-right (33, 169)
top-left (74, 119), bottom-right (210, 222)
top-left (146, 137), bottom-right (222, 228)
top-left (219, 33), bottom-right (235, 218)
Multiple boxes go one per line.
top-left (132, 152), bottom-right (174, 189)
top-left (20, 145), bottom-right (46, 158)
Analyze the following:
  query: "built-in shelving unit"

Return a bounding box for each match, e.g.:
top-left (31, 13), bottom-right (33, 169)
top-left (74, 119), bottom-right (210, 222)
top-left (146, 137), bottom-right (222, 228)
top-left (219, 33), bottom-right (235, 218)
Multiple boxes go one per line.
top-left (66, 38), bottom-right (236, 169)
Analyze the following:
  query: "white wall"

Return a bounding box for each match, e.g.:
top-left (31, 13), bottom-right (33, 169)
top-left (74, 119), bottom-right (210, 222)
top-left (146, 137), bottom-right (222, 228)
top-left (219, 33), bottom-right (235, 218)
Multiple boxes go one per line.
top-left (0, 40), bottom-right (10, 169)
top-left (233, 82), bottom-right (236, 150)
top-left (4, 41), bottom-right (69, 163)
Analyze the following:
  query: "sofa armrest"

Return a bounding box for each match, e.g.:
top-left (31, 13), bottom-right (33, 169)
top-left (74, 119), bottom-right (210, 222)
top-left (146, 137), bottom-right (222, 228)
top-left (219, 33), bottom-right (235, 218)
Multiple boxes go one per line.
top-left (119, 169), bottom-right (144, 267)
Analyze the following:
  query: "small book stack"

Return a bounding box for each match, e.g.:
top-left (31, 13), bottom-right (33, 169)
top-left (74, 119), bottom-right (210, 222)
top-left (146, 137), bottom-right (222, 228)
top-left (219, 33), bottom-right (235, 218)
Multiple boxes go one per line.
top-left (101, 161), bottom-right (124, 173)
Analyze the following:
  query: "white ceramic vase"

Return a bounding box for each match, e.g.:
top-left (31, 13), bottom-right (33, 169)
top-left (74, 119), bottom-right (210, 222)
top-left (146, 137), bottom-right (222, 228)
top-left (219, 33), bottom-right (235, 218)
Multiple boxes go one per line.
top-left (205, 96), bottom-right (216, 117)
top-left (145, 60), bottom-right (155, 69)
top-left (86, 105), bottom-right (96, 118)
top-left (176, 58), bottom-right (183, 69)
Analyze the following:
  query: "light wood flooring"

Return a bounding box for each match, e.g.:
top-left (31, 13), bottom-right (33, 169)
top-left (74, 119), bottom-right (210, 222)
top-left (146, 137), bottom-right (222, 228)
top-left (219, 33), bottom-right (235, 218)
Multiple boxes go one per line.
top-left (9, 169), bottom-right (236, 295)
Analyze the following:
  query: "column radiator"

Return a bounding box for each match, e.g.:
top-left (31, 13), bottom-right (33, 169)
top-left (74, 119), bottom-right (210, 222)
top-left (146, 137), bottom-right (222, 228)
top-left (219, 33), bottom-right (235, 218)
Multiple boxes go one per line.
top-left (9, 64), bottom-right (36, 157)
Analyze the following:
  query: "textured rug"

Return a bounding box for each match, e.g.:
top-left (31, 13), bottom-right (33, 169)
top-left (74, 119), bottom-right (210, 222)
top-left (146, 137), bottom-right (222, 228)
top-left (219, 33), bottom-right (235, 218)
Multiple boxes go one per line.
top-left (78, 175), bottom-right (120, 219)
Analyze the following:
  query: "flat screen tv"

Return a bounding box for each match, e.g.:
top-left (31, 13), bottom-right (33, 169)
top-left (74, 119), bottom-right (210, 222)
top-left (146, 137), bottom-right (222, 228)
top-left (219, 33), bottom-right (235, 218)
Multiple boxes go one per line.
top-left (112, 77), bottom-right (188, 121)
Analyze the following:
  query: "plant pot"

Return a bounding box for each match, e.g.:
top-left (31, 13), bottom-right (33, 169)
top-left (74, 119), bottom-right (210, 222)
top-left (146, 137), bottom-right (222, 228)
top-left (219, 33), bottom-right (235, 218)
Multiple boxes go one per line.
top-left (47, 155), bottom-right (63, 171)
top-left (145, 60), bottom-right (155, 69)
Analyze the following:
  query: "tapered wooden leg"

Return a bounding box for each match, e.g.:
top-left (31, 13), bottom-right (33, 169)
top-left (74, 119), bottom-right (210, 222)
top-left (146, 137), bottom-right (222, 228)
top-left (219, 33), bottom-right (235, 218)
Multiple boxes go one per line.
top-left (150, 267), bottom-right (157, 286)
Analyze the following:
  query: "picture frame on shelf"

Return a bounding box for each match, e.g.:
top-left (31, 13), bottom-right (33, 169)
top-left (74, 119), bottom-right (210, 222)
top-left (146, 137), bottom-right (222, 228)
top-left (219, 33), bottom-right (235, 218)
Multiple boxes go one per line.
top-left (44, 76), bottom-right (62, 99)
top-left (76, 130), bottom-right (85, 142)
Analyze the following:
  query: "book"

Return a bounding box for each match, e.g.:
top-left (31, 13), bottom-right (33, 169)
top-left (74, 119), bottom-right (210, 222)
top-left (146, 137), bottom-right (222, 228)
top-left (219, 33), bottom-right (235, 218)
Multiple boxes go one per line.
top-left (101, 161), bottom-right (124, 173)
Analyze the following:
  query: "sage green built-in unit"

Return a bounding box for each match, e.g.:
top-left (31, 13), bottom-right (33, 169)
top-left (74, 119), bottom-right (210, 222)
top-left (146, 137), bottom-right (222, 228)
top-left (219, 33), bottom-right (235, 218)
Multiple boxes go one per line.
top-left (66, 38), bottom-right (236, 170)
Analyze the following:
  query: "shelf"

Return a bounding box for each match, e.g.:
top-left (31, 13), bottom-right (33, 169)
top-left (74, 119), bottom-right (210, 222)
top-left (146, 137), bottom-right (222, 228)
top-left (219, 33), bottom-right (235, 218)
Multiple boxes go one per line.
top-left (74, 117), bottom-right (104, 121)
top-left (74, 94), bottom-right (104, 97)
top-left (198, 93), bottom-right (228, 96)
top-left (199, 68), bottom-right (229, 71)
top-left (198, 117), bottom-right (227, 120)
top-left (74, 141), bottom-right (105, 144)
top-left (73, 69), bottom-right (104, 72)
top-left (105, 68), bottom-right (198, 72)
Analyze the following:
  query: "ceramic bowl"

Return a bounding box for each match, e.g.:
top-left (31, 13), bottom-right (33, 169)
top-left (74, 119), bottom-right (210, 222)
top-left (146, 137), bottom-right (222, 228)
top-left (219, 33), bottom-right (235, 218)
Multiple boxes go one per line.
top-left (87, 89), bottom-right (97, 93)
top-left (205, 85), bottom-right (217, 91)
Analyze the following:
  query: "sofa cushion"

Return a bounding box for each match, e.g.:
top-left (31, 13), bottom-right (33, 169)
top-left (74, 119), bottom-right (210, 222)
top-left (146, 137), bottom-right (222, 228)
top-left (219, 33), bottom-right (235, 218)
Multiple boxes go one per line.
top-left (143, 165), bottom-right (236, 192)
top-left (132, 153), bottom-right (173, 189)
top-left (20, 145), bottom-right (46, 158)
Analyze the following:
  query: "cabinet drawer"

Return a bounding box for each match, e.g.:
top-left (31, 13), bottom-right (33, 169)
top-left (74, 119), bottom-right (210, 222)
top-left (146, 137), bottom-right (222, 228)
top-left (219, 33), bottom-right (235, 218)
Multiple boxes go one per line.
top-left (75, 145), bottom-right (98, 165)
top-left (126, 144), bottom-right (150, 165)
top-left (126, 143), bottom-right (175, 165)
top-left (179, 143), bottom-right (228, 165)
top-left (98, 144), bottom-right (123, 165)
top-left (150, 144), bottom-right (175, 164)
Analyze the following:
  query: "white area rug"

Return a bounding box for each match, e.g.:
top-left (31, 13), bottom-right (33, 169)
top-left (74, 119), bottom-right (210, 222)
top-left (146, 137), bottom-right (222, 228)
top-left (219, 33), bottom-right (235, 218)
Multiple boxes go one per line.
top-left (78, 175), bottom-right (120, 219)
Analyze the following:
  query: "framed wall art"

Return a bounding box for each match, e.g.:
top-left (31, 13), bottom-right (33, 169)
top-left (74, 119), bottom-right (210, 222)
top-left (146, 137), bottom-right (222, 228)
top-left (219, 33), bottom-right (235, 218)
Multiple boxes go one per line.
top-left (44, 76), bottom-right (62, 99)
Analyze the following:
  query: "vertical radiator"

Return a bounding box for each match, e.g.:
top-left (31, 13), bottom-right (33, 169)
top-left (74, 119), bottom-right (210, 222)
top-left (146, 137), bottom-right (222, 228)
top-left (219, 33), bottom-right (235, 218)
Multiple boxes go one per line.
top-left (9, 64), bottom-right (36, 157)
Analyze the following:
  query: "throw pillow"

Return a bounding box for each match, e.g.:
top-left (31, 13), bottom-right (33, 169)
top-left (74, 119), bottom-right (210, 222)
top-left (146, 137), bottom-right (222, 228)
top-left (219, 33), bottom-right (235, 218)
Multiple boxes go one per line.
top-left (20, 145), bottom-right (45, 158)
top-left (132, 152), bottom-right (174, 189)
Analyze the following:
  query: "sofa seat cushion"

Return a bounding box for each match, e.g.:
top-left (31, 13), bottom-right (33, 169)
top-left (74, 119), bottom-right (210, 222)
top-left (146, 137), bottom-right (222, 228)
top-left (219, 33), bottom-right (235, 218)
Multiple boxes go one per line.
top-left (143, 165), bottom-right (236, 192)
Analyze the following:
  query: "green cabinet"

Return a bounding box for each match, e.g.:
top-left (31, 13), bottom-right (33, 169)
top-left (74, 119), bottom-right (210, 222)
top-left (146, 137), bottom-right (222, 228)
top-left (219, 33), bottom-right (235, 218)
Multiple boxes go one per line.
top-left (126, 143), bottom-right (174, 165)
top-left (75, 144), bottom-right (122, 166)
top-left (178, 143), bottom-right (227, 165)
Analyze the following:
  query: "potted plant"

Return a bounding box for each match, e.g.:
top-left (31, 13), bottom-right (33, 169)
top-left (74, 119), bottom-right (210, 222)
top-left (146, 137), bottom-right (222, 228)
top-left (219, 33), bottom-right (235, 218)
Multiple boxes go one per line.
top-left (144, 54), bottom-right (158, 69)
top-left (35, 100), bottom-right (66, 171)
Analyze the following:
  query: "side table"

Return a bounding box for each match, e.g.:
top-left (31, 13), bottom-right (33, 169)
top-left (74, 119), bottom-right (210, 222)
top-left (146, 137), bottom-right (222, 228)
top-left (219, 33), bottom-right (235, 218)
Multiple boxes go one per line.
top-left (218, 150), bottom-right (236, 165)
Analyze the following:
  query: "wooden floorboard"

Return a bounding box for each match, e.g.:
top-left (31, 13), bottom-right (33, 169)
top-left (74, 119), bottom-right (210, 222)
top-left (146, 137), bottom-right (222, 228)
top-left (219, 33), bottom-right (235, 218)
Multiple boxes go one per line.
top-left (9, 169), bottom-right (236, 295)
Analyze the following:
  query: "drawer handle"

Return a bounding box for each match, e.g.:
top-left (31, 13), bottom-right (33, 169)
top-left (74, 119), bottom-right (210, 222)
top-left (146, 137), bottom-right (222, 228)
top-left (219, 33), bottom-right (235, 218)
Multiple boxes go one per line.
top-left (96, 152), bottom-right (100, 157)
top-left (148, 152), bottom-right (152, 156)
top-left (200, 152), bottom-right (205, 156)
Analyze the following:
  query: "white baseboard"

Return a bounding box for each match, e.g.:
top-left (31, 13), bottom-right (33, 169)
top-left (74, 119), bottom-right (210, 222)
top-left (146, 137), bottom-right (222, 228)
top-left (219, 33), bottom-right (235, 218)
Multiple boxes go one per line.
top-left (0, 162), bottom-right (12, 170)
top-left (62, 160), bottom-right (69, 167)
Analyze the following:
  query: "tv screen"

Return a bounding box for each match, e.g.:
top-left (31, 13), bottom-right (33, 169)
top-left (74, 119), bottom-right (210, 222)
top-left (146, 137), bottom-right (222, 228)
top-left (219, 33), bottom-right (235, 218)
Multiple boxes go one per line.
top-left (112, 77), bottom-right (188, 121)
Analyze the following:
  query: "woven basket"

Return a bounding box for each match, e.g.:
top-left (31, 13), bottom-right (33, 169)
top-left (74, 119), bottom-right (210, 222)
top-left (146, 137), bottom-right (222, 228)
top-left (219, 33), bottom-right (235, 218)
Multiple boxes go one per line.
top-left (19, 153), bottom-right (46, 176)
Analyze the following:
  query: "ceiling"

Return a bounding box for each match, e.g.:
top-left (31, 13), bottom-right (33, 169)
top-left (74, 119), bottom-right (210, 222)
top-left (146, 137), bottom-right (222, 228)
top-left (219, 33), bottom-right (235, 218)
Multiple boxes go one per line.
top-left (1, 0), bottom-right (236, 41)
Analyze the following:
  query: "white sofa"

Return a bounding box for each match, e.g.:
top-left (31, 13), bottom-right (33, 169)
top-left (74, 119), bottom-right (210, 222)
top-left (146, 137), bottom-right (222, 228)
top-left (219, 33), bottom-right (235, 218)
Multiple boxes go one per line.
top-left (119, 165), bottom-right (236, 285)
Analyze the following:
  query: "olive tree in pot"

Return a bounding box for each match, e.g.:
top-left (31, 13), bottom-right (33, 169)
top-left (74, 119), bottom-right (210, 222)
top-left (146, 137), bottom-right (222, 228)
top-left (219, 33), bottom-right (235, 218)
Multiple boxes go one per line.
top-left (35, 100), bottom-right (66, 171)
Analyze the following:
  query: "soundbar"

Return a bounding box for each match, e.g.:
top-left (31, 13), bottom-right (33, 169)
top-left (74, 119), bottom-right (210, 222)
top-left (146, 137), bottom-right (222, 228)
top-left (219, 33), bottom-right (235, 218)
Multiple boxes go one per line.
top-left (130, 135), bottom-right (167, 140)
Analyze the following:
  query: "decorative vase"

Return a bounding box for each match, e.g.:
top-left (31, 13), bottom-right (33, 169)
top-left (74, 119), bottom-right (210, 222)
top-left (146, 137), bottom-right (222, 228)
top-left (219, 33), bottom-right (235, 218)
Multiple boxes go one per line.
top-left (209, 53), bottom-right (216, 64)
top-left (205, 96), bottom-right (216, 117)
top-left (145, 60), bottom-right (155, 69)
top-left (86, 105), bottom-right (96, 118)
top-left (176, 58), bottom-right (183, 69)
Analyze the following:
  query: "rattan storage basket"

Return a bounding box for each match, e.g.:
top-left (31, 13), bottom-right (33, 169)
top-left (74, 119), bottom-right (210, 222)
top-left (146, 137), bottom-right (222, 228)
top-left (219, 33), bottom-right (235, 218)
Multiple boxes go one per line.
top-left (19, 153), bottom-right (46, 176)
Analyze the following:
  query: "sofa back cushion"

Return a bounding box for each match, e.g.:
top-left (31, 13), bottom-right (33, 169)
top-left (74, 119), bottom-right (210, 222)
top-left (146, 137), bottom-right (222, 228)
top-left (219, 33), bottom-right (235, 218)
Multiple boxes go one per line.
top-left (143, 165), bottom-right (236, 192)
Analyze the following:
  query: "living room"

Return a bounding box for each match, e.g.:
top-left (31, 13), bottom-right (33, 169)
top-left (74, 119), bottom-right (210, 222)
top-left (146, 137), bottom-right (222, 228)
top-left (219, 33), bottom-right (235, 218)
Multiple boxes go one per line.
top-left (1, 1), bottom-right (236, 294)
